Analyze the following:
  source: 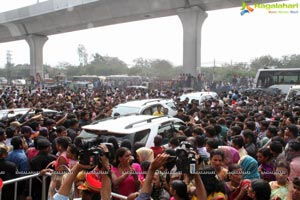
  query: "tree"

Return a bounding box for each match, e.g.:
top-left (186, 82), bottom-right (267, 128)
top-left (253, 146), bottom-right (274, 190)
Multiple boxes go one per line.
top-left (90, 53), bottom-right (104, 65)
top-left (150, 59), bottom-right (174, 79)
top-left (77, 44), bottom-right (88, 66)
top-left (102, 56), bottom-right (128, 75)
top-left (132, 57), bottom-right (151, 68)
top-left (128, 66), bottom-right (143, 75)
top-left (250, 55), bottom-right (281, 71)
top-left (280, 54), bottom-right (300, 68)
top-left (87, 55), bottom-right (129, 75)
top-left (65, 65), bottom-right (81, 77)
top-left (56, 62), bottom-right (72, 69)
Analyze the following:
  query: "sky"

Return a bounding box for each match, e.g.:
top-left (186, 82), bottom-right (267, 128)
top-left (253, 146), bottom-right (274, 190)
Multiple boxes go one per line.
top-left (0, 0), bottom-right (300, 68)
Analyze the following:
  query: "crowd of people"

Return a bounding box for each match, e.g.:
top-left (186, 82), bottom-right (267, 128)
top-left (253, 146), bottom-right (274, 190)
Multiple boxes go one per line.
top-left (0, 84), bottom-right (300, 200)
top-left (175, 73), bottom-right (254, 92)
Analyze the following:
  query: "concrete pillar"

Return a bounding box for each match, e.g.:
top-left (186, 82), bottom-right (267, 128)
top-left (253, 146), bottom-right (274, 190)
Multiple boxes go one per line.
top-left (178, 6), bottom-right (207, 76)
top-left (25, 34), bottom-right (48, 81)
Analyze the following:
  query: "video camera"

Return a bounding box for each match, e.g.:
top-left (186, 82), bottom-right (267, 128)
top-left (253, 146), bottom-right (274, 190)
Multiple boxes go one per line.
top-left (168, 141), bottom-right (197, 174)
top-left (74, 136), bottom-right (114, 169)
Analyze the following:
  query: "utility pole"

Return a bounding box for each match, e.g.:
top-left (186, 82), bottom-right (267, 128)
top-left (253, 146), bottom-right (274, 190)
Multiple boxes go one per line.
top-left (213, 59), bottom-right (215, 82)
top-left (6, 50), bottom-right (12, 85)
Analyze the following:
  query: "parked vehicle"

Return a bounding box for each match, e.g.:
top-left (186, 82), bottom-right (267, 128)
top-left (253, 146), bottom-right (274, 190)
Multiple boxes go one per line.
top-left (179, 91), bottom-right (219, 104)
top-left (0, 77), bottom-right (7, 85)
top-left (112, 99), bottom-right (177, 117)
top-left (0, 108), bottom-right (61, 121)
top-left (285, 85), bottom-right (300, 101)
top-left (80, 114), bottom-right (185, 147)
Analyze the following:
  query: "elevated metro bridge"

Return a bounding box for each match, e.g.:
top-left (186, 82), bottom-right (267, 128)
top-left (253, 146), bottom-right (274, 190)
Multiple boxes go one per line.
top-left (0, 0), bottom-right (284, 79)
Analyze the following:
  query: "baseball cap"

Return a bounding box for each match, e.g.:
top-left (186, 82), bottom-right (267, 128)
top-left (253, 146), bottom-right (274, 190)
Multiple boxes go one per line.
top-left (37, 138), bottom-right (51, 149)
top-left (77, 173), bottom-right (102, 193)
top-left (10, 121), bottom-right (22, 127)
top-left (21, 126), bottom-right (35, 134)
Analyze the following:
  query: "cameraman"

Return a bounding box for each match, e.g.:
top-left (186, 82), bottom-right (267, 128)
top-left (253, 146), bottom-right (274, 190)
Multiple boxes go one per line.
top-left (53, 144), bottom-right (111, 200)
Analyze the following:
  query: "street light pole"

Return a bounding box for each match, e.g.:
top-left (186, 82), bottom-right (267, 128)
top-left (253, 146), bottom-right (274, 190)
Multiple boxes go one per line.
top-left (213, 59), bottom-right (215, 82)
top-left (6, 50), bottom-right (12, 85)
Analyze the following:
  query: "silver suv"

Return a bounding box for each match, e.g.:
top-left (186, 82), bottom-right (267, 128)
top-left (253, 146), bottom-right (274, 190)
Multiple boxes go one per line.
top-left (80, 115), bottom-right (185, 147)
top-left (111, 99), bottom-right (177, 117)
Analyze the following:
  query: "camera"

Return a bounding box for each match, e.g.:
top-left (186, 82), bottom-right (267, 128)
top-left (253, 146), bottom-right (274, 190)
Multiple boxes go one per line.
top-left (74, 137), bottom-right (114, 168)
top-left (174, 141), bottom-right (197, 174)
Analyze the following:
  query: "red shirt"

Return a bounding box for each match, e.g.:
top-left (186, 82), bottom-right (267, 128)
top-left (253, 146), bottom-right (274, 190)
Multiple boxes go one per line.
top-left (150, 146), bottom-right (165, 158)
top-left (27, 147), bottom-right (39, 160)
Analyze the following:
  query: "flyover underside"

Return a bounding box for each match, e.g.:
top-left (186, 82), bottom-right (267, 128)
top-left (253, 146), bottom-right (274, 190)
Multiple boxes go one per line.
top-left (0, 0), bottom-right (185, 43)
top-left (0, 0), bottom-right (286, 78)
top-left (0, 0), bottom-right (285, 43)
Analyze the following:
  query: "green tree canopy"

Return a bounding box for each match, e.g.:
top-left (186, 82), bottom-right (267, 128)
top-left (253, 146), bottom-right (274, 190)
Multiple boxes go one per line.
top-left (280, 54), bottom-right (300, 68)
top-left (250, 55), bottom-right (281, 71)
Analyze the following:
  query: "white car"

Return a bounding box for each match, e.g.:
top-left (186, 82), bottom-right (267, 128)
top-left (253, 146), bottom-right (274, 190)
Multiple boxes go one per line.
top-left (0, 77), bottom-right (7, 85)
top-left (179, 91), bottom-right (219, 104)
top-left (0, 108), bottom-right (61, 120)
top-left (112, 99), bottom-right (177, 117)
top-left (80, 115), bottom-right (185, 147)
top-left (285, 85), bottom-right (300, 101)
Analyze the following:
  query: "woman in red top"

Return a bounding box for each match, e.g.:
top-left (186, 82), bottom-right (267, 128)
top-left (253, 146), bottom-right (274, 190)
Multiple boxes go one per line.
top-left (111, 147), bottom-right (143, 197)
top-left (54, 136), bottom-right (71, 171)
top-left (150, 135), bottom-right (165, 158)
top-left (225, 164), bottom-right (251, 200)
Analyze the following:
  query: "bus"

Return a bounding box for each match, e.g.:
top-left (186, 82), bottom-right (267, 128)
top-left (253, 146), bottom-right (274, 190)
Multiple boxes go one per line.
top-left (71, 75), bottom-right (100, 82)
top-left (70, 75), bottom-right (144, 88)
top-left (105, 75), bottom-right (142, 83)
top-left (102, 75), bottom-right (143, 88)
top-left (71, 75), bottom-right (103, 88)
top-left (254, 68), bottom-right (300, 94)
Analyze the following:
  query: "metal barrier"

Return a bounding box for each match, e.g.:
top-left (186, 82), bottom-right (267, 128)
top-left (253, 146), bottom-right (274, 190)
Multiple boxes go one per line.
top-left (111, 192), bottom-right (127, 200)
top-left (0, 173), bottom-right (49, 200)
top-left (0, 172), bottom-right (128, 200)
top-left (73, 192), bottom-right (128, 200)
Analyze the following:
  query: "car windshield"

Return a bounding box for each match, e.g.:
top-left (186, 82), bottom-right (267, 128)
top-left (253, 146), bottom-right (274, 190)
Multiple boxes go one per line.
top-left (112, 106), bottom-right (140, 116)
top-left (80, 129), bottom-right (150, 146)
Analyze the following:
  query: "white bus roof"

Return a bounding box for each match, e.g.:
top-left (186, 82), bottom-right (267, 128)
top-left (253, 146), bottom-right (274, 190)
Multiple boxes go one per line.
top-left (257, 68), bottom-right (300, 71)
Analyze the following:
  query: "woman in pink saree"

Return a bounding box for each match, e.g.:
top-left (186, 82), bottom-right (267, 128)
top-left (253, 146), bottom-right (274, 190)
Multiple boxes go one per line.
top-left (111, 147), bottom-right (143, 198)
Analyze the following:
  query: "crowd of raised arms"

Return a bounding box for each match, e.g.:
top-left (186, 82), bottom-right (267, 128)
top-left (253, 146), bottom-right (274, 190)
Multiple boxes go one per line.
top-left (0, 84), bottom-right (300, 200)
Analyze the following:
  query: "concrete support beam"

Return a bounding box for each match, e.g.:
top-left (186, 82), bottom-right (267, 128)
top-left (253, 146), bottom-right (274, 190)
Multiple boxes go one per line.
top-left (178, 6), bottom-right (207, 76)
top-left (25, 34), bottom-right (48, 81)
